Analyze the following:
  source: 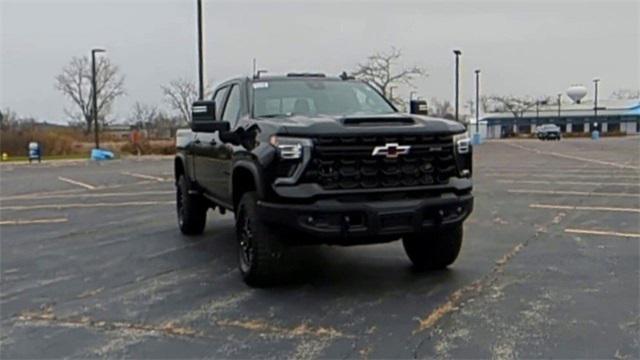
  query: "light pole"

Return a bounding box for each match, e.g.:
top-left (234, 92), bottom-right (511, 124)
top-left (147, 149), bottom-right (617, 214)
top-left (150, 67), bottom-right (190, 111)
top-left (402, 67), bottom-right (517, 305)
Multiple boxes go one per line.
top-left (474, 69), bottom-right (480, 134)
top-left (91, 48), bottom-right (106, 150)
top-left (196, 0), bottom-right (204, 100)
top-left (453, 50), bottom-right (462, 122)
top-left (557, 93), bottom-right (562, 121)
top-left (593, 77), bottom-right (600, 131)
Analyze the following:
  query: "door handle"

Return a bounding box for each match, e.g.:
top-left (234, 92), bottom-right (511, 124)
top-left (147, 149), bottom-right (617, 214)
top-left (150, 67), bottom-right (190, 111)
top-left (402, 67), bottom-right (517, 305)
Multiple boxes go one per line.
top-left (193, 139), bottom-right (201, 145)
top-left (209, 139), bottom-right (217, 146)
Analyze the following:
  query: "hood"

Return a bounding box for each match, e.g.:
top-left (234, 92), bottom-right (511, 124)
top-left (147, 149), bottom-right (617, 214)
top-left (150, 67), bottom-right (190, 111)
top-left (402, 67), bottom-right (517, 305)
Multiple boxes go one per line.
top-left (259, 113), bottom-right (466, 137)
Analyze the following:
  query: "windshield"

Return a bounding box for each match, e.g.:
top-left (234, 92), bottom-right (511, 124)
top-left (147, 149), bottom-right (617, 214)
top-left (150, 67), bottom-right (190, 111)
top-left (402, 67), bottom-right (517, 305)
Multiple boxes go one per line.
top-left (252, 79), bottom-right (396, 118)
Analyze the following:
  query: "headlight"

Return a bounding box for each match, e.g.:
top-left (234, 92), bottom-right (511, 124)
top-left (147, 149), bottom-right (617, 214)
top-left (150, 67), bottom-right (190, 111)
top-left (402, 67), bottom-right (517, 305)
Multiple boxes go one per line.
top-left (453, 133), bottom-right (472, 178)
top-left (269, 136), bottom-right (312, 160)
top-left (453, 133), bottom-right (470, 154)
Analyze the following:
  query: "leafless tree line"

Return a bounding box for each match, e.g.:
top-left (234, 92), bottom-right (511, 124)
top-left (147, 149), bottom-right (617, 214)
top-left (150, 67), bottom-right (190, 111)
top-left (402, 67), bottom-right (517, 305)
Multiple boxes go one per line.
top-left (49, 50), bottom-right (640, 134)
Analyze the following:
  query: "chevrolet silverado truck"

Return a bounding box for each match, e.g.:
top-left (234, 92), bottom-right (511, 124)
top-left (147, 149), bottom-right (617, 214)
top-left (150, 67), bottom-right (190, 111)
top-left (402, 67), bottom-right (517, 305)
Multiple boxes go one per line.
top-left (174, 73), bottom-right (473, 286)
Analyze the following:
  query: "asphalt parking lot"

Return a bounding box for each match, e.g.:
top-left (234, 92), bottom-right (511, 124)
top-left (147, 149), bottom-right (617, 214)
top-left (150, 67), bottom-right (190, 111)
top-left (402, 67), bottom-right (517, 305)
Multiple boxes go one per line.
top-left (1, 137), bottom-right (638, 359)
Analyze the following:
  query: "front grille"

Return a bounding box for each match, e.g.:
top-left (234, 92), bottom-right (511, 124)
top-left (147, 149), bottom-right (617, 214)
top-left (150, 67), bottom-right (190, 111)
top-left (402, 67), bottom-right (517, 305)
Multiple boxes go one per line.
top-left (301, 134), bottom-right (457, 190)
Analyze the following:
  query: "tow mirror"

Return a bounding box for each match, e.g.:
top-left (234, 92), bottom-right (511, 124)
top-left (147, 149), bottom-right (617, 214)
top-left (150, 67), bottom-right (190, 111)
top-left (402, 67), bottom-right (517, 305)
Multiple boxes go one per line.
top-left (409, 99), bottom-right (429, 115)
top-left (191, 100), bottom-right (230, 133)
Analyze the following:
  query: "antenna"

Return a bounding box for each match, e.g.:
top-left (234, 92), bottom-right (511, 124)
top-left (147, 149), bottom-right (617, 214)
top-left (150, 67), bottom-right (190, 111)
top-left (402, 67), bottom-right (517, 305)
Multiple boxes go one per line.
top-left (252, 58), bottom-right (256, 78)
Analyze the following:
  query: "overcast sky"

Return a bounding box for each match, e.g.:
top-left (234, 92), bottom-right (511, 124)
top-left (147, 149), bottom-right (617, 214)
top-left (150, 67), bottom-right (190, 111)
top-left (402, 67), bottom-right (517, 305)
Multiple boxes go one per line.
top-left (1, 0), bottom-right (638, 123)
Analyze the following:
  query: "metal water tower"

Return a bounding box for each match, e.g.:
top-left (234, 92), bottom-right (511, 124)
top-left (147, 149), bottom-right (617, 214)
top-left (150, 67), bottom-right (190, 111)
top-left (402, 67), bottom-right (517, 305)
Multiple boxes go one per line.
top-left (566, 85), bottom-right (588, 104)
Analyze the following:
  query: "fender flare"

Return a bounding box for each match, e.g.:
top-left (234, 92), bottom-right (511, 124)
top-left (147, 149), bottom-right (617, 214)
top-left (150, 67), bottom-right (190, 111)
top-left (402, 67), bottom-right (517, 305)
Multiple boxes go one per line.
top-left (174, 153), bottom-right (191, 183)
top-left (230, 160), bottom-right (266, 202)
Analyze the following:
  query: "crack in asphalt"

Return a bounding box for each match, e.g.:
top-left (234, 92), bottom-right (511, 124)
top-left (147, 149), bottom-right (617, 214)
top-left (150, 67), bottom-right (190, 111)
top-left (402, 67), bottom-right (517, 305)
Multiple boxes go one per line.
top-left (410, 229), bottom-right (542, 358)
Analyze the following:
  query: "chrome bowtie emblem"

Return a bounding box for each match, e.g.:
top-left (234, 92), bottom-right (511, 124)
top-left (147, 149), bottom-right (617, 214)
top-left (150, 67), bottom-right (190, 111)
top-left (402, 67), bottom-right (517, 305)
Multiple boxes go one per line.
top-left (371, 143), bottom-right (411, 158)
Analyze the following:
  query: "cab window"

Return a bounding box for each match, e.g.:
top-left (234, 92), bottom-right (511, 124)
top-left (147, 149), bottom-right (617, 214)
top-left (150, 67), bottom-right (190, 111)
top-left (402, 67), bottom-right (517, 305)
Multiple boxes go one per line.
top-left (212, 87), bottom-right (228, 120)
top-left (221, 85), bottom-right (242, 125)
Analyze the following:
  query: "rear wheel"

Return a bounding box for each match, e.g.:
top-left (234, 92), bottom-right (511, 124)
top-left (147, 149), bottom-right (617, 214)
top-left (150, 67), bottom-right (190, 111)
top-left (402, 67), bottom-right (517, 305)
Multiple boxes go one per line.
top-left (236, 191), bottom-right (287, 287)
top-left (402, 225), bottom-right (463, 270)
top-left (176, 175), bottom-right (207, 235)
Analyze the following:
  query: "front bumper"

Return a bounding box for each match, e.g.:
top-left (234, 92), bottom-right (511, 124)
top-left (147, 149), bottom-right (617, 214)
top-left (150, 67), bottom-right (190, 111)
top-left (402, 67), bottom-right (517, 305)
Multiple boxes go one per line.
top-left (256, 192), bottom-right (473, 244)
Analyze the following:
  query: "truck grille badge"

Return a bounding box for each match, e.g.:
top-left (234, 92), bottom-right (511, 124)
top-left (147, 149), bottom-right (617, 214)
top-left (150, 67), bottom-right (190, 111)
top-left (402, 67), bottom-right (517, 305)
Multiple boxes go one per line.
top-left (371, 143), bottom-right (411, 158)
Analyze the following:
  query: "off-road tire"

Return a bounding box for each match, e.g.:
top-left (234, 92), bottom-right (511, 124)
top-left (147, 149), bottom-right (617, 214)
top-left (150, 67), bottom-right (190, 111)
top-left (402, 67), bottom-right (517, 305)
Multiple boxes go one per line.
top-left (236, 191), bottom-right (287, 287)
top-left (176, 175), bottom-right (207, 235)
top-left (402, 224), bottom-right (463, 270)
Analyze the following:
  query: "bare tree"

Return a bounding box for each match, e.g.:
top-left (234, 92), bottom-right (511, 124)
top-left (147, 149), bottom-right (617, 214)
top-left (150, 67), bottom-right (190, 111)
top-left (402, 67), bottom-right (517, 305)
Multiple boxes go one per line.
top-left (488, 95), bottom-right (537, 117)
top-left (55, 56), bottom-right (125, 132)
top-left (352, 47), bottom-right (427, 107)
top-left (161, 79), bottom-right (213, 125)
top-left (129, 102), bottom-right (159, 127)
top-left (466, 95), bottom-right (494, 115)
top-left (429, 98), bottom-right (453, 118)
top-left (610, 89), bottom-right (640, 100)
top-left (0, 107), bottom-right (19, 130)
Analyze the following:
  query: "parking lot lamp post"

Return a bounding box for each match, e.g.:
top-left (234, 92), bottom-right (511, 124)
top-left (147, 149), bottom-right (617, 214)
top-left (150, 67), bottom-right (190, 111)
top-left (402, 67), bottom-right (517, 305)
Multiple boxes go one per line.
top-left (593, 78), bottom-right (600, 130)
top-left (91, 48), bottom-right (106, 150)
top-left (196, 0), bottom-right (205, 100)
top-left (453, 50), bottom-right (462, 122)
top-left (557, 93), bottom-right (562, 121)
top-left (474, 69), bottom-right (480, 133)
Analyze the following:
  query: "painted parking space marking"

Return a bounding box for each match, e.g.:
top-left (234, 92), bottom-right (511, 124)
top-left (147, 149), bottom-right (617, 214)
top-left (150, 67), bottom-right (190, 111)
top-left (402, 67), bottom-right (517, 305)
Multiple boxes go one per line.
top-left (498, 179), bottom-right (640, 187)
top-left (0, 190), bottom-right (173, 202)
top-left (508, 189), bottom-right (640, 198)
top-left (1, 201), bottom-right (175, 211)
top-left (504, 142), bottom-right (640, 170)
top-left (486, 168), bottom-right (640, 175)
top-left (529, 204), bottom-right (640, 213)
top-left (486, 173), bottom-right (640, 180)
top-left (121, 171), bottom-right (168, 182)
top-left (0, 218), bottom-right (68, 225)
top-left (565, 228), bottom-right (640, 238)
top-left (58, 176), bottom-right (96, 190)
top-left (0, 182), bottom-right (161, 201)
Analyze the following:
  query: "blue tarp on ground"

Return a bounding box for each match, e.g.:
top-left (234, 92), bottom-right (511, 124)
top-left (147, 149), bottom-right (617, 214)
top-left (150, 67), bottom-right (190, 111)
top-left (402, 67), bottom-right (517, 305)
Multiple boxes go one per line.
top-left (90, 148), bottom-right (115, 160)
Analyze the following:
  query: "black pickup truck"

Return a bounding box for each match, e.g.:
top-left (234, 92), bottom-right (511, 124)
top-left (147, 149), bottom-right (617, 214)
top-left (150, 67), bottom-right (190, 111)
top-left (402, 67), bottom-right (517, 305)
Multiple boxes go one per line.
top-left (174, 73), bottom-right (473, 286)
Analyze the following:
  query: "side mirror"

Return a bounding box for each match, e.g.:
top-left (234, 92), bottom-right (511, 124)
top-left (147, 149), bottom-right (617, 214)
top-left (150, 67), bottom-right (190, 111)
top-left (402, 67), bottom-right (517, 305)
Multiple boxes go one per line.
top-left (409, 99), bottom-right (429, 115)
top-left (190, 100), bottom-right (230, 133)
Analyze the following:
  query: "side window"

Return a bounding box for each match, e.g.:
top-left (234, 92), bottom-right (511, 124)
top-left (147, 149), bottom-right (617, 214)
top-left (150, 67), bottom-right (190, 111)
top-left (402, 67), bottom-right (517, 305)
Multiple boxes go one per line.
top-left (221, 85), bottom-right (241, 124)
top-left (212, 87), bottom-right (228, 120)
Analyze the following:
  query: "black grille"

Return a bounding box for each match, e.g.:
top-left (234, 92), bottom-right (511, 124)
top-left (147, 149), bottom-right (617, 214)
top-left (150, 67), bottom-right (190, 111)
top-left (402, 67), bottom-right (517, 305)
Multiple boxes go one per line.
top-left (302, 134), bottom-right (457, 190)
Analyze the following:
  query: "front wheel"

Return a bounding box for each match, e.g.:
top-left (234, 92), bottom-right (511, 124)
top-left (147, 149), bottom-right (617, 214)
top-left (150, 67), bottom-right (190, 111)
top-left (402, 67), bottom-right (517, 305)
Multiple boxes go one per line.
top-left (176, 175), bottom-right (207, 235)
top-left (235, 191), bottom-right (288, 287)
top-left (402, 225), bottom-right (464, 270)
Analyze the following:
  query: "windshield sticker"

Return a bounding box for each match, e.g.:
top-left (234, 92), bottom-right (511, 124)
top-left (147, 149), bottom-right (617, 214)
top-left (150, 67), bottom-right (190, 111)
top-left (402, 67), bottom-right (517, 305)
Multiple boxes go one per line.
top-left (252, 82), bottom-right (269, 89)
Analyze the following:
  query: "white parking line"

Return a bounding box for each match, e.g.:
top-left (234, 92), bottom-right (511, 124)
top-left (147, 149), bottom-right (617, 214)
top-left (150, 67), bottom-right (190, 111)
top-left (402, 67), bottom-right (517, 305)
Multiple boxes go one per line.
top-left (508, 189), bottom-right (640, 198)
top-left (498, 179), bottom-right (640, 187)
top-left (530, 204), bottom-right (640, 213)
top-left (565, 228), bottom-right (640, 238)
top-left (0, 218), bottom-right (68, 225)
top-left (486, 173), bottom-right (640, 180)
top-left (0, 182), bottom-right (160, 201)
top-left (504, 142), bottom-right (640, 170)
top-left (487, 168), bottom-right (640, 175)
top-left (1, 201), bottom-right (175, 211)
top-left (0, 190), bottom-right (173, 202)
top-left (58, 176), bottom-right (96, 190)
top-left (121, 171), bottom-right (167, 182)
